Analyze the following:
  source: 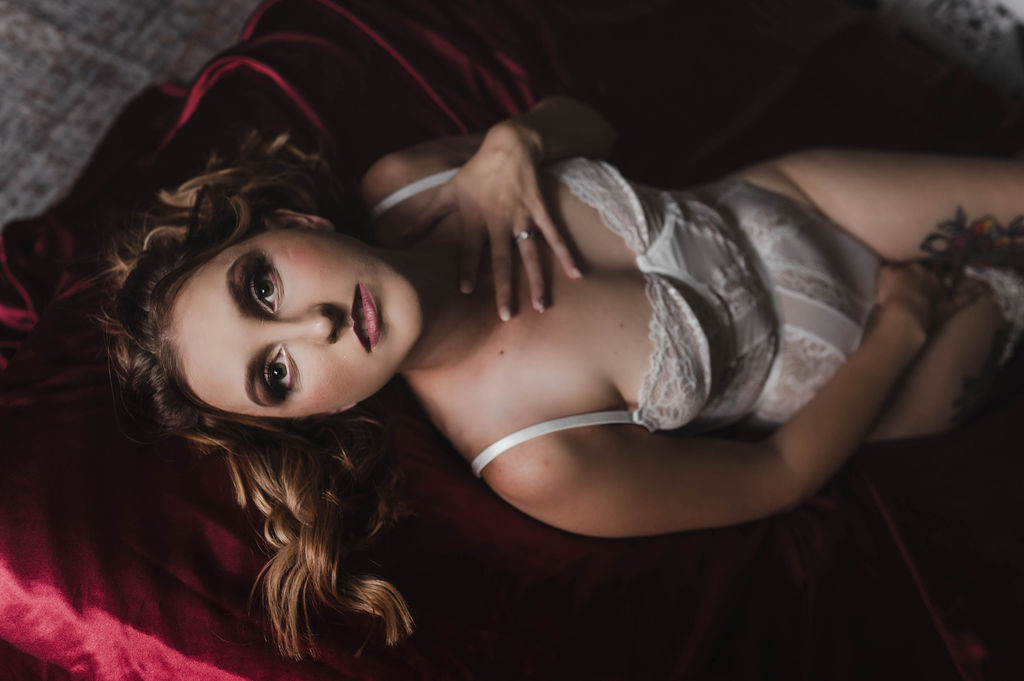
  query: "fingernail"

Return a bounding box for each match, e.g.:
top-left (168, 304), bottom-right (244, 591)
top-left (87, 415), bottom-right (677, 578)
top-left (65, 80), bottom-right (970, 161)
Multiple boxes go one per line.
top-left (499, 306), bottom-right (511, 322)
top-left (534, 299), bottom-right (546, 313)
top-left (571, 267), bottom-right (582, 279)
top-left (460, 280), bottom-right (474, 294)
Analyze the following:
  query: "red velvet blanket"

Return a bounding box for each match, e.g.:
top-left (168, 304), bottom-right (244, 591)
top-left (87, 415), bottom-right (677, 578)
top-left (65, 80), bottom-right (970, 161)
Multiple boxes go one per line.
top-left (2, 1), bottom-right (1023, 679)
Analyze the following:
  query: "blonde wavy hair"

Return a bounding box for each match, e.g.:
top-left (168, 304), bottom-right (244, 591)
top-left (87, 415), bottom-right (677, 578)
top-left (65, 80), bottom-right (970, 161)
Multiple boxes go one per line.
top-left (104, 133), bottom-right (413, 658)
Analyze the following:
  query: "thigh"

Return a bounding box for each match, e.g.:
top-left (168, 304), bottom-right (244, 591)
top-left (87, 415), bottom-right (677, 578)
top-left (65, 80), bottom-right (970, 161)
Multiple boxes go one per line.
top-left (733, 149), bottom-right (1024, 263)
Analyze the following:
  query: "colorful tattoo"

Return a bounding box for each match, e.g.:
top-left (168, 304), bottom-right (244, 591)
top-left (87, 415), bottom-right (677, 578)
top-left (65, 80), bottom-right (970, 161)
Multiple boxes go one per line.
top-left (920, 208), bottom-right (1024, 268)
top-left (951, 326), bottom-right (1008, 425)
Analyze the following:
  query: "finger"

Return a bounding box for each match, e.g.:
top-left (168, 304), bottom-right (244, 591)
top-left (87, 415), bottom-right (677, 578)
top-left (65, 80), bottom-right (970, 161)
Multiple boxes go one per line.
top-left (491, 227), bottom-right (514, 321)
top-left (528, 197), bottom-right (581, 279)
top-left (405, 184), bottom-right (456, 239)
top-left (516, 226), bottom-right (547, 312)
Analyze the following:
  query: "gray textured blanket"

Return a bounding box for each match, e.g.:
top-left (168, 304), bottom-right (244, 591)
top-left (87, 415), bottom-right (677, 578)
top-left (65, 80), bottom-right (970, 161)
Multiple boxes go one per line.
top-left (0, 0), bottom-right (261, 227)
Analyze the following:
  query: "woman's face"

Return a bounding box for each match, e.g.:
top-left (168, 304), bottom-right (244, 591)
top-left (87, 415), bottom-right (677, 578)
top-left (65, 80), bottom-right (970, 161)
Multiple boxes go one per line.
top-left (169, 211), bottom-right (421, 418)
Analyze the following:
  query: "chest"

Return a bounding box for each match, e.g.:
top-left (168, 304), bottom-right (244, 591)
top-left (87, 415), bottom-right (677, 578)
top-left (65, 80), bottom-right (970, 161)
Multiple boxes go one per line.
top-left (415, 194), bottom-right (659, 458)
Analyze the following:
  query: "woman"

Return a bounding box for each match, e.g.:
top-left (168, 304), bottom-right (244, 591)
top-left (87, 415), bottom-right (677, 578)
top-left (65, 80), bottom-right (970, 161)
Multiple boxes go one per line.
top-left (106, 96), bottom-right (1024, 656)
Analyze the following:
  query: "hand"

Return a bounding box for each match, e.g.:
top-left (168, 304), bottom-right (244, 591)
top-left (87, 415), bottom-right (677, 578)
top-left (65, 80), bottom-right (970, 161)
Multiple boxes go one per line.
top-left (876, 261), bottom-right (946, 333)
top-left (406, 120), bottom-right (582, 321)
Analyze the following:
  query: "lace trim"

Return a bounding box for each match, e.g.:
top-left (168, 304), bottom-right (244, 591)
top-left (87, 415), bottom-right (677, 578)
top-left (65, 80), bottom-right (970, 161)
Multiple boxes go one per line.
top-left (551, 158), bottom-right (650, 251)
top-left (661, 191), bottom-right (749, 254)
top-left (771, 266), bottom-right (865, 322)
top-left (740, 212), bottom-right (867, 322)
top-left (635, 276), bottom-right (711, 431)
top-left (754, 325), bottom-right (846, 424)
top-left (710, 260), bottom-right (763, 319)
top-left (965, 266), bottom-right (1024, 365)
top-left (554, 159), bottom-right (715, 431)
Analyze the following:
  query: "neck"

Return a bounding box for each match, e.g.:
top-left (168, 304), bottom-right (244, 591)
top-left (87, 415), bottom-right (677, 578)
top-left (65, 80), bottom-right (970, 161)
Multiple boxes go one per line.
top-left (382, 246), bottom-right (498, 375)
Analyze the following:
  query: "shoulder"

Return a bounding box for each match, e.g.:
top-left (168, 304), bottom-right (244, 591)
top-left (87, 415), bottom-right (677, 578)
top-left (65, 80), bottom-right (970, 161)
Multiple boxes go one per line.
top-left (359, 134), bottom-right (485, 209)
top-left (477, 425), bottom-right (658, 537)
top-left (359, 141), bottom-right (473, 243)
top-left (357, 149), bottom-right (456, 244)
top-left (478, 422), bottom-right (798, 537)
top-left (478, 424), bottom-right (633, 513)
top-left (359, 148), bottom-right (453, 209)
top-left (479, 430), bottom-right (582, 507)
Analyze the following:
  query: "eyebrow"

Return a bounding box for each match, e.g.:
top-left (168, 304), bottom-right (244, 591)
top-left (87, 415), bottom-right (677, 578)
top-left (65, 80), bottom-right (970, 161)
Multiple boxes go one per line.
top-left (226, 254), bottom-right (256, 319)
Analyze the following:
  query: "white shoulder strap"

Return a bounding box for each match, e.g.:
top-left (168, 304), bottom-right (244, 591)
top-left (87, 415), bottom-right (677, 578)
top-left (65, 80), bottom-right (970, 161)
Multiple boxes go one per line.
top-left (371, 167), bottom-right (458, 219)
top-left (471, 410), bottom-right (639, 477)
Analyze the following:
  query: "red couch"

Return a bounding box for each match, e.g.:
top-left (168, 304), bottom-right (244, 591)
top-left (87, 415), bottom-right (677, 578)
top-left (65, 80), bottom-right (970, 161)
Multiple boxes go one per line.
top-left (2, 1), bottom-right (1022, 679)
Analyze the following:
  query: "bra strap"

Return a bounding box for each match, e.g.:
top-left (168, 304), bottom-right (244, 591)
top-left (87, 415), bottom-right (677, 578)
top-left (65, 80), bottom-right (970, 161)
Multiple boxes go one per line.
top-left (471, 410), bottom-right (638, 477)
top-left (371, 167), bottom-right (458, 219)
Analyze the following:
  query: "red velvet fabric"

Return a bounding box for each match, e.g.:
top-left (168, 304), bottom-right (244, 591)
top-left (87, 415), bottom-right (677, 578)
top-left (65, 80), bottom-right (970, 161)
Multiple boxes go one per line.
top-left (1, 0), bottom-right (1023, 679)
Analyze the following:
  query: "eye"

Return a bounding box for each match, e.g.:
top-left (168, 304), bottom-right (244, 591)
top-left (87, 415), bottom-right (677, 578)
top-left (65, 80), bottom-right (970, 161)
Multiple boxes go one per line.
top-left (263, 347), bottom-right (293, 398)
top-left (249, 259), bottom-right (280, 313)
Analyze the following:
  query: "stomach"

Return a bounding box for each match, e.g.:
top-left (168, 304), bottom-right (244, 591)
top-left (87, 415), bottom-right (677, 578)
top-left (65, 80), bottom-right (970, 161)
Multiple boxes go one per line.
top-left (696, 180), bottom-right (881, 423)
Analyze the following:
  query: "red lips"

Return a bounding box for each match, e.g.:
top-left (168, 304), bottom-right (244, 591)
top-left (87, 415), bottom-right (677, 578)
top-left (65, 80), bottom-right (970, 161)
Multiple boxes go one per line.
top-left (352, 283), bottom-right (380, 352)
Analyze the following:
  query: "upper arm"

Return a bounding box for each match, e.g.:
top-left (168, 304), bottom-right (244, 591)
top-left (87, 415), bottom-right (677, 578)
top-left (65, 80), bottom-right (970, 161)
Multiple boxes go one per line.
top-left (359, 134), bottom-right (484, 208)
top-left (358, 135), bottom-right (483, 244)
top-left (480, 425), bottom-right (804, 537)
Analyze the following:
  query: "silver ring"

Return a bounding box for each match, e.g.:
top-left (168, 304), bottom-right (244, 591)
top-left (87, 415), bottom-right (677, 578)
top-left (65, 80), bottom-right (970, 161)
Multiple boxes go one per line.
top-left (515, 229), bottom-right (536, 243)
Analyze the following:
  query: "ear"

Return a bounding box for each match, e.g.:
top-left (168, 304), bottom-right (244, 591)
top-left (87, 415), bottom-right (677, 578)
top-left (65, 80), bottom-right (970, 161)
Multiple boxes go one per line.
top-left (264, 208), bottom-right (335, 232)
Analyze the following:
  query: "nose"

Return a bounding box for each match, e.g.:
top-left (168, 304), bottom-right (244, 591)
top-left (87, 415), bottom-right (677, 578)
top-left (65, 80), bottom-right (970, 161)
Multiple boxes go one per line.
top-left (277, 304), bottom-right (343, 344)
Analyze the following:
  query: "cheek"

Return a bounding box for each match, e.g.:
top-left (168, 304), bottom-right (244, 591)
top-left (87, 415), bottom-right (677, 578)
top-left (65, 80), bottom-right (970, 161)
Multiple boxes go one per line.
top-left (300, 352), bottom-right (391, 413)
top-left (299, 351), bottom-right (356, 412)
top-left (303, 368), bottom-right (342, 409)
top-left (284, 240), bottom-right (363, 302)
top-left (284, 241), bottom-right (335, 280)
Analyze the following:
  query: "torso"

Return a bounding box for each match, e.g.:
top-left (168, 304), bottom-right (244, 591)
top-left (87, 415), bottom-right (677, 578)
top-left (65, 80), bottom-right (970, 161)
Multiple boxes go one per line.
top-left (362, 153), bottom-right (879, 467)
top-left (367, 161), bottom-right (660, 460)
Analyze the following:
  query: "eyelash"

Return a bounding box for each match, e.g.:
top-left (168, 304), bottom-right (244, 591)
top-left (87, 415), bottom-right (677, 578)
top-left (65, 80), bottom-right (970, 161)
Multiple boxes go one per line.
top-left (264, 347), bottom-right (292, 399)
top-left (248, 256), bottom-right (280, 314)
top-left (245, 254), bottom-right (292, 400)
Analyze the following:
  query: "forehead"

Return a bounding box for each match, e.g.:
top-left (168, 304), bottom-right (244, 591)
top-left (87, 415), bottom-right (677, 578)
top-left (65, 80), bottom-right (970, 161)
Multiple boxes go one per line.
top-left (168, 242), bottom-right (255, 414)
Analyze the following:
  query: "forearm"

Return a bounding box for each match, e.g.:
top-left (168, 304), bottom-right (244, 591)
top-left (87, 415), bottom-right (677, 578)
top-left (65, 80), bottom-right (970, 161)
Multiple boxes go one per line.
top-left (397, 97), bottom-right (614, 172)
top-left (768, 304), bottom-right (927, 500)
top-left (505, 95), bottom-right (616, 162)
